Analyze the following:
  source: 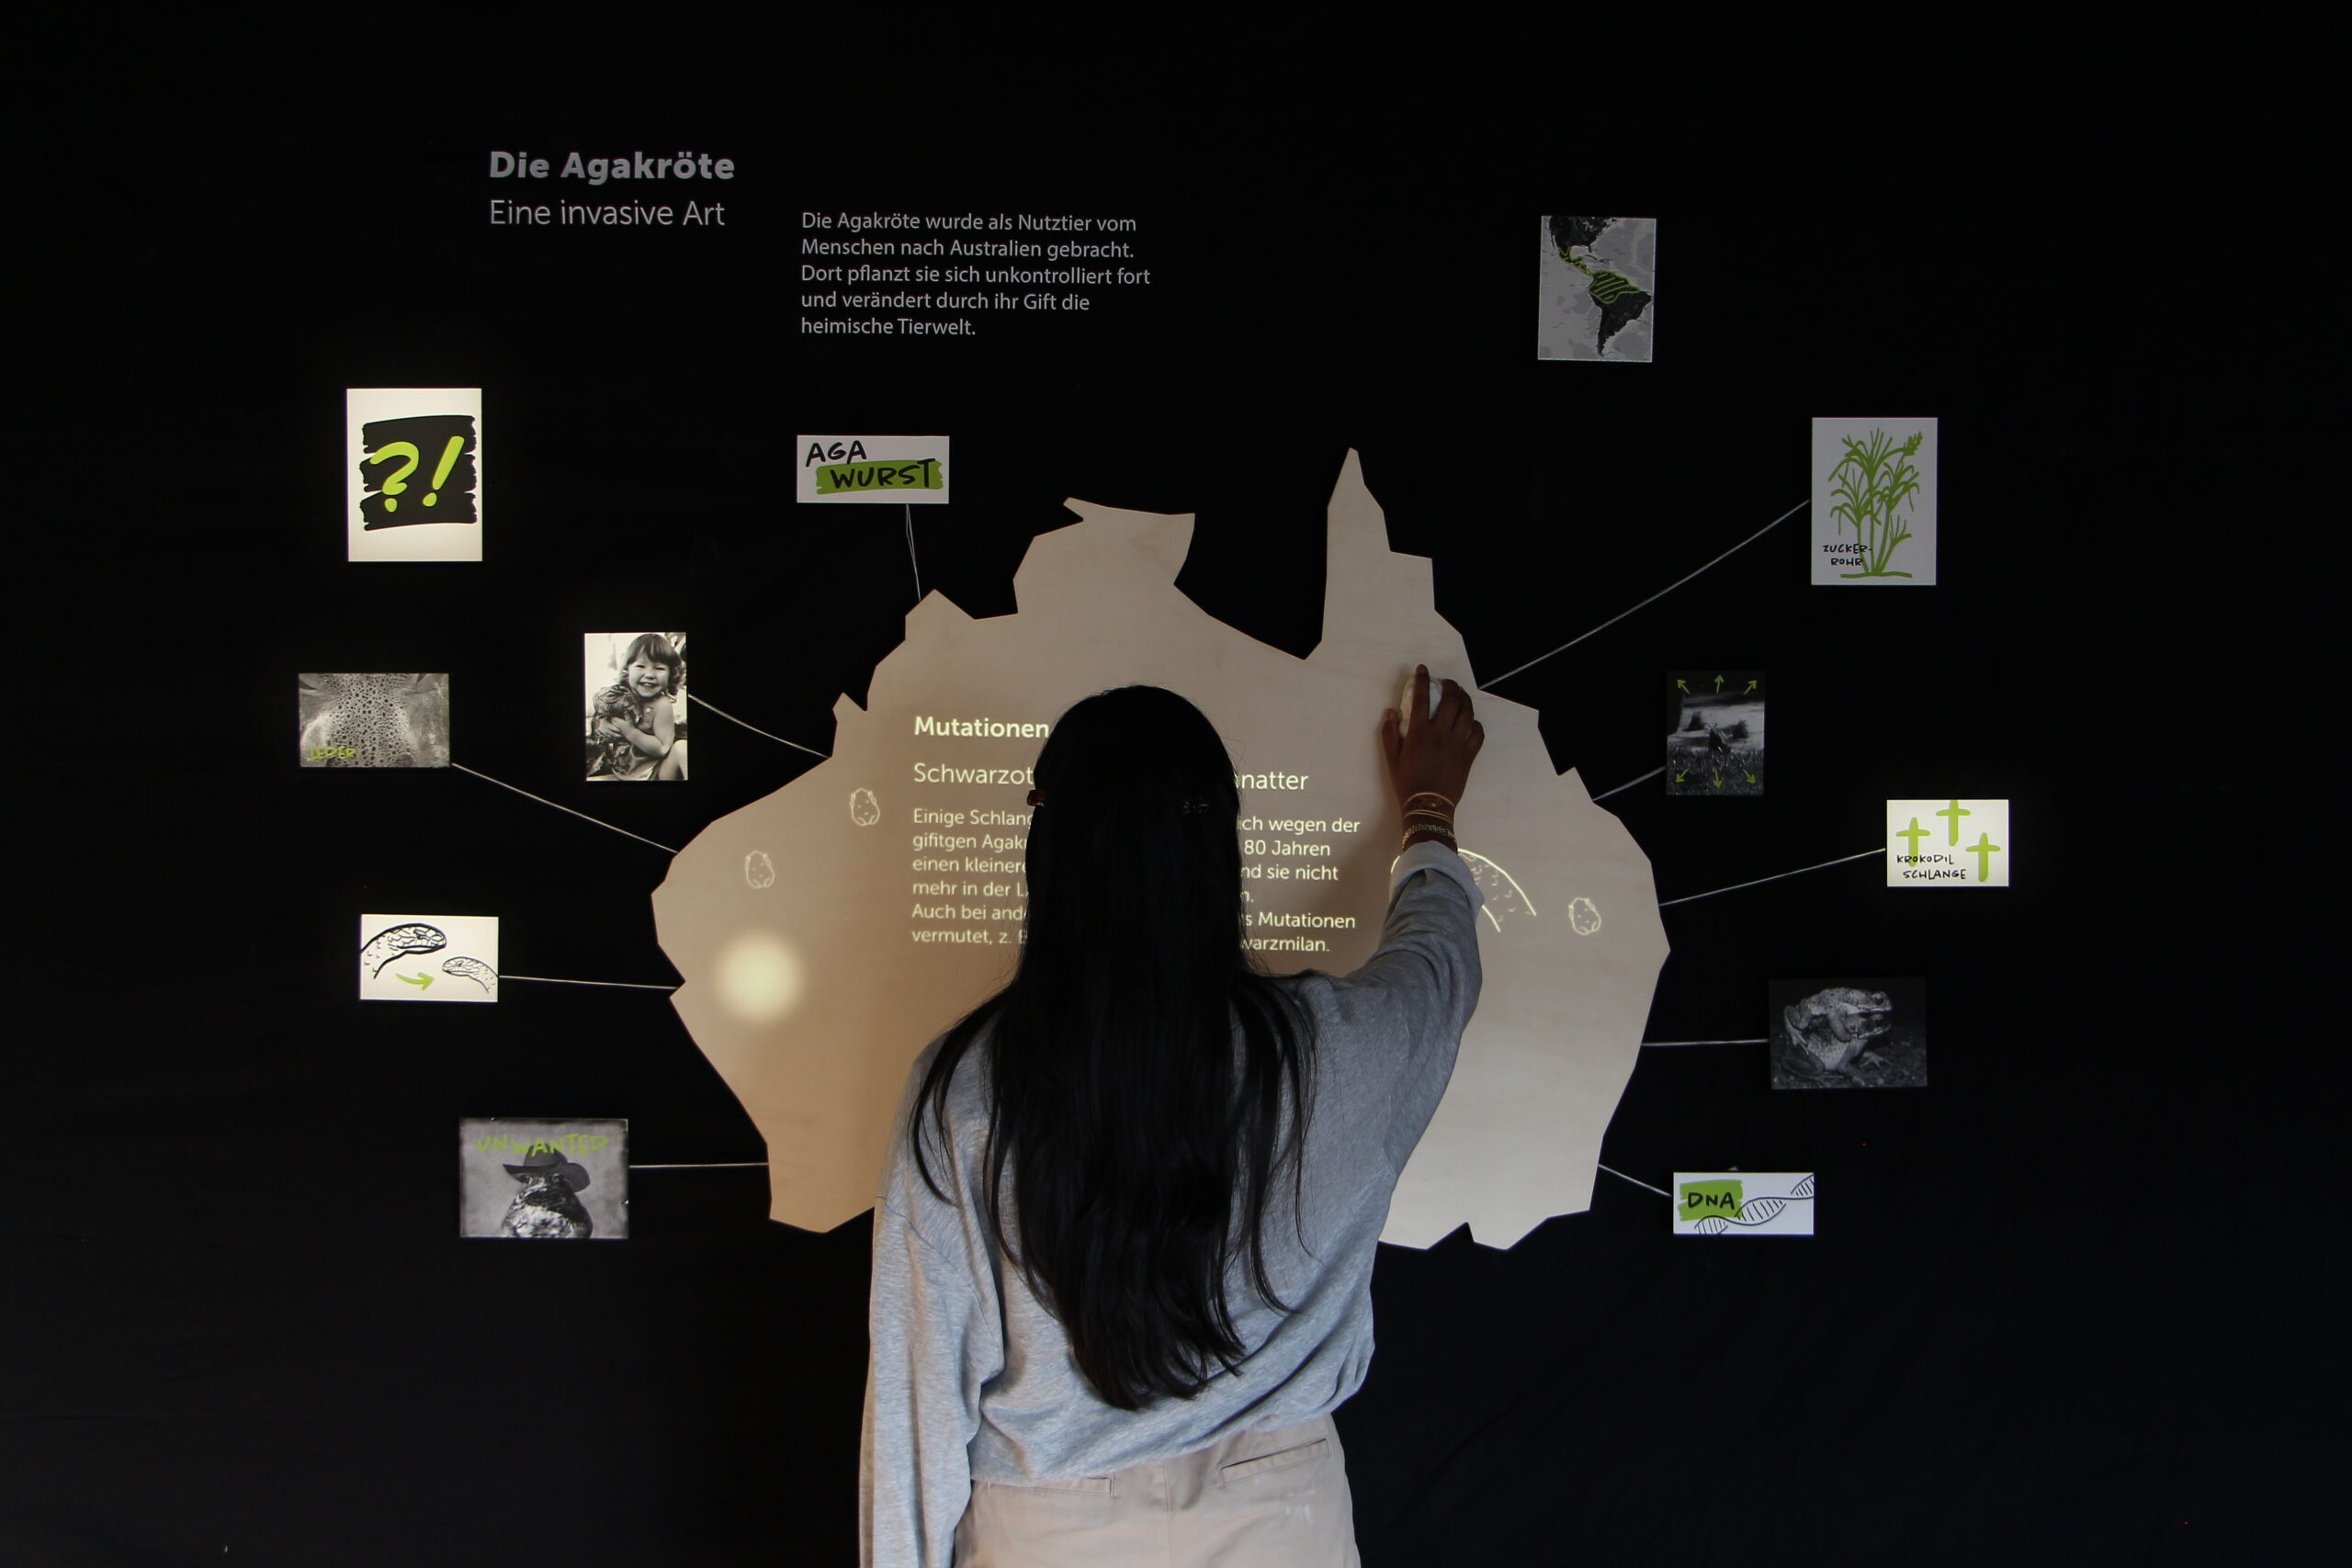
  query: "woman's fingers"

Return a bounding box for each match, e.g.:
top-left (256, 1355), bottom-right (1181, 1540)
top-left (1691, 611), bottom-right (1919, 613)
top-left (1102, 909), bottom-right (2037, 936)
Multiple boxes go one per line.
top-left (1430, 678), bottom-right (1476, 738)
top-left (1435, 677), bottom-right (1469, 730)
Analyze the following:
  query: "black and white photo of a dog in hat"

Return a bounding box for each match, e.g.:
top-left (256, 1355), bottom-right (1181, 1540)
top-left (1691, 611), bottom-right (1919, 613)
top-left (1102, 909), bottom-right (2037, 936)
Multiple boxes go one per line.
top-left (458, 1118), bottom-right (628, 1239)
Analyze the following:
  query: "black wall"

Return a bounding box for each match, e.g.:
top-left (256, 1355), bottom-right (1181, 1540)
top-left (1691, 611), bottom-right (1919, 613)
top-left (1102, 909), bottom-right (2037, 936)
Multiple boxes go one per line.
top-left (12, 23), bottom-right (2298, 1566)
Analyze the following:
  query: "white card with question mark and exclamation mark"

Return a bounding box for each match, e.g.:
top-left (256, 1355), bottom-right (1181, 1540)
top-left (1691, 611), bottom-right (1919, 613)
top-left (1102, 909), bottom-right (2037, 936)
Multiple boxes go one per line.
top-left (347, 388), bottom-right (484, 562)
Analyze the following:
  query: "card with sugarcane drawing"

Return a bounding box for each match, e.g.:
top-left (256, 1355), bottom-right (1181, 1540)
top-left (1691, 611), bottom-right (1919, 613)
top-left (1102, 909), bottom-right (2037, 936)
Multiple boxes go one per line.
top-left (1666, 670), bottom-right (1764, 795)
top-left (1812, 416), bottom-right (1937, 585)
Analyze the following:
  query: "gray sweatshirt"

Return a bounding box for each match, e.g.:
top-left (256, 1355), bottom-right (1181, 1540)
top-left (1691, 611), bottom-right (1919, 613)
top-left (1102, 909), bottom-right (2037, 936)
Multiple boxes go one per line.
top-left (860, 841), bottom-right (1484, 1565)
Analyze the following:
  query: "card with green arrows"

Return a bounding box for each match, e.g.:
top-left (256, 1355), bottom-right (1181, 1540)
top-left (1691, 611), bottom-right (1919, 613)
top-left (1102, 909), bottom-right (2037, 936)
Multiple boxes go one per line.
top-left (1666, 671), bottom-right (1765, 796)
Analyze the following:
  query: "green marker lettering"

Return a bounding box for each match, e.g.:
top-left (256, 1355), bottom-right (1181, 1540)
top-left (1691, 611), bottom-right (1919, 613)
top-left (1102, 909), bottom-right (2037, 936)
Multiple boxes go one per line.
top-left (1679, 1179), bottom-right (1744, 1222)
top-left (815, 458), bottom-right (944, 495)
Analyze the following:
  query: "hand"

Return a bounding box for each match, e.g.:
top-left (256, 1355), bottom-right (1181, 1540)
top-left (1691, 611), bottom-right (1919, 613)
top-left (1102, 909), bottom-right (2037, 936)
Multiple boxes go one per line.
top-left (596, 716), bottom-right (623, 739)
top-left (1379, 664), bottom-right (1484, 815)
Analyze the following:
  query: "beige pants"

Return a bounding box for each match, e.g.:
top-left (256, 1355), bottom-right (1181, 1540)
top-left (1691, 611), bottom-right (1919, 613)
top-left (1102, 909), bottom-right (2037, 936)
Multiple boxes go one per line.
top-left (951, 1415), bottom-right (1361, 1567)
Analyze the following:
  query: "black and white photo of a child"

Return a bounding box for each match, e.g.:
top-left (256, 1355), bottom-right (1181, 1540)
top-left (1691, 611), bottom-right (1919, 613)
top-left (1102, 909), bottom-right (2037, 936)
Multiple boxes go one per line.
top-left (585, 632), bottom-right (688, 781)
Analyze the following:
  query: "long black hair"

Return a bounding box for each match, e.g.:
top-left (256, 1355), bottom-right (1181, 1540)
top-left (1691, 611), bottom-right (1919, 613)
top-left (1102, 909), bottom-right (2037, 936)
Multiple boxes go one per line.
top-left (911, 686), bottom-right (1317, 1410)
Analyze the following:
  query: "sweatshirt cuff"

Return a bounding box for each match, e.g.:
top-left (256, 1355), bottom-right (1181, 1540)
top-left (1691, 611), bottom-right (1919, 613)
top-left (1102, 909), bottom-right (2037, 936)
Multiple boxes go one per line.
top-left (1390, 837), bottom-right (1484, 909)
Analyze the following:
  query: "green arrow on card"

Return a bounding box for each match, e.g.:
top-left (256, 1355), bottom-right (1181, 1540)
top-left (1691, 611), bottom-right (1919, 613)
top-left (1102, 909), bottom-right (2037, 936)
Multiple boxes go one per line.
top-left (398, 972), bottom-right (434, 990)
top-left (1744, 680), bottom-right (1758, 694)
top-left (1713, 674), bottom-right (1724, 693)
top-left (1675, 679), bottom-right (1690, 694)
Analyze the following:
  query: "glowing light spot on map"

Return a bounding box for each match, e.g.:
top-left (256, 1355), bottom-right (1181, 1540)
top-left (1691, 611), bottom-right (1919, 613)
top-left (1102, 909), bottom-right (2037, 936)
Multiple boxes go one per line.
top-left (713, 931), bottom-right (805, 1023)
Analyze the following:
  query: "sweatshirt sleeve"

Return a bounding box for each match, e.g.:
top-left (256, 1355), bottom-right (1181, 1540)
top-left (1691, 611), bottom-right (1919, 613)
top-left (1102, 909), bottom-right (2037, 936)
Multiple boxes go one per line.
top-left (1313, 840), bottom-right (1485, 1171)
top-left (861, 1194), bottom-right (1001, 1566)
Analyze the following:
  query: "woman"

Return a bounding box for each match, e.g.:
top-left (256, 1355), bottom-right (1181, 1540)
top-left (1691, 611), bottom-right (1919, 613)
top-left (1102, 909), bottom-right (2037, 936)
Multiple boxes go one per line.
top-left (863, 668), bottom-right (1485, 1566)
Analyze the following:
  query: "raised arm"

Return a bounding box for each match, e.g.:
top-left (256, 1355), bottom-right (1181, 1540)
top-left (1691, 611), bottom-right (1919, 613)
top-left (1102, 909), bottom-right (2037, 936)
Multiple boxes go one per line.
top-left (1314, 666), bottom-right (1487, 1164)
